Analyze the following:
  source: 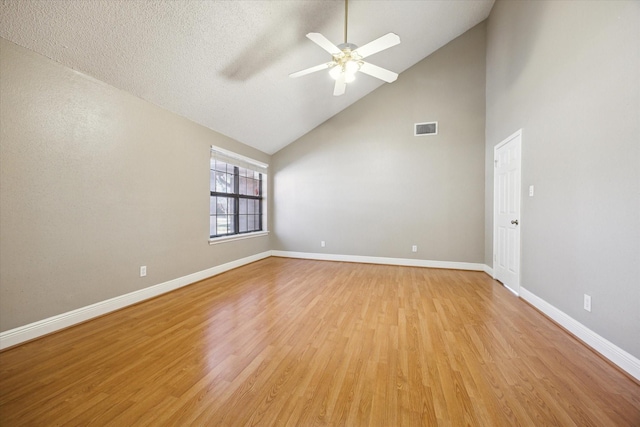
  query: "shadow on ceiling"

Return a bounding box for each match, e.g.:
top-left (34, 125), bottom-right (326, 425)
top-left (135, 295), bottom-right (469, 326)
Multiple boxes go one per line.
top-left (220, 2), bottom-right (340, 82)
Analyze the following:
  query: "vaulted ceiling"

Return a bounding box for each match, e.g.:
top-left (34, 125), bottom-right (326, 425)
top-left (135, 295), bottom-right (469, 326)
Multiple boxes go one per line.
top-left (0, 0), bottom-right (494, 154)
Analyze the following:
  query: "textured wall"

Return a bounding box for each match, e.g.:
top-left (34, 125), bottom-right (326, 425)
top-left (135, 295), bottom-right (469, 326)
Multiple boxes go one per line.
top-left (272, 23), bottom-right (486, 263)
top-left (0, 39), bottom-right (271, 332)
top-left (485, 1), bottom-right (640, 358)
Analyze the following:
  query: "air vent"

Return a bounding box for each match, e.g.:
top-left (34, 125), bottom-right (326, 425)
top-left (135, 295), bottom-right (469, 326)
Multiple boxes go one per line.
top-left (414, 122), bottom-right (438, 136)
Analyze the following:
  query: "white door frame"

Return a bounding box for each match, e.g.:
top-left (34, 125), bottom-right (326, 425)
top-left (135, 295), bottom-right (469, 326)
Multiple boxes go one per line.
top-left (493, 129), bottom-right (522, 295)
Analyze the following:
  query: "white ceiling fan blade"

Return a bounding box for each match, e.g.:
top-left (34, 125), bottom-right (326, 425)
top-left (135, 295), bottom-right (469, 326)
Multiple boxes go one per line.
top-left (289, 62), bottom-right (333, 78)
top-left (306, 33), bottom-right (342, 55)
top-left (333, 73), bottom-right (346, 96)
top-left (359, 62), bottom-right (398, 83)
top-left (353, 33), bottom-right (400, 59)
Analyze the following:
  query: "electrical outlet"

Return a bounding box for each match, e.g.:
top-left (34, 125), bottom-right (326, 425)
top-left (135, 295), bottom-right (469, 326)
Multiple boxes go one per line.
top-left (529, 185), bottom-right (535, 197)
top-left (140, 266), bottom-right (147, 277)
top-left (321, 241), bottom-right (325, 248)
top-left (584, 294), bottom-right (591, 312)
top-left (412, 245), bottom-right (418, 253)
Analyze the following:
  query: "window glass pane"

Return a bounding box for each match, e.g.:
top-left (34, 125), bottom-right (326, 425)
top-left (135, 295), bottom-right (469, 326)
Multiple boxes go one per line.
top-left (247, 215), bottom-right (255, 231)
top-left (228, 198), bottom-right (235, 214)
top-left (210, 196), bottom-right (216, 214)
top-left (247, 178), bottom-right (255, 196)
top-left (214, 171), bottom-right (225, 193)
top-left (228, 215), bottom-right (235, 234)
top-left (229, 173), bottom-right (235, 193)
top-left (210, 216), bottom-right (216, 236)
top-left (239, 198), bottom-right (247, 214)
top-left (248, 199), bottom-right (255, 214)
top-left (239, 215), bottom-right (247, 233)
top-left (238, 167), bottom-right (247, 177)
top-left (217, 216), bottom-right (229, 235)
top-left (216, 197), bottom-right (231, 215)
top-left (215, 160), bottom-right (227, 172)
top-left (221, 172), bottom-right (235, 193)
top-left (238, 176), bottom-right (247, 195)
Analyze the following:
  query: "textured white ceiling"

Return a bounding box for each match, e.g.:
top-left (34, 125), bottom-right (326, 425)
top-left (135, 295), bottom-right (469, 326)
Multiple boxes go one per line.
top-left (0, 0), bottom-right (494, 154)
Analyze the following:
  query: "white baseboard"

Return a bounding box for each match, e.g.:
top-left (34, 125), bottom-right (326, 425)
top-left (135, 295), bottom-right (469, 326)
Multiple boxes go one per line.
top-left (0, 251), bottom-right (271, 350)
top-left (520, 287), bottom-right (640, 381)
top-left (483, 264), bottom-right (494, 277)
top-left (271, 250), bottom-right (487, 272)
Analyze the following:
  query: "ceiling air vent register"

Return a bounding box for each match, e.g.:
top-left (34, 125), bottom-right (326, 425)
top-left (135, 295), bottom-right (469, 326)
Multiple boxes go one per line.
top-left (415, 122), bottom-right (438, 136)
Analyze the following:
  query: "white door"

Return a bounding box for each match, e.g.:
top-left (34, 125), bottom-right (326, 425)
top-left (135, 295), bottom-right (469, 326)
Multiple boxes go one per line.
top-left (494, 130), bottom-right (521, 295)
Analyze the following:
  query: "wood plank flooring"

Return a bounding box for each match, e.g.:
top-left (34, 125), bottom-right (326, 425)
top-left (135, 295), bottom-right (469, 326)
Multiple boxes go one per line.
top-left (1, 257), bottom-right (639, 426)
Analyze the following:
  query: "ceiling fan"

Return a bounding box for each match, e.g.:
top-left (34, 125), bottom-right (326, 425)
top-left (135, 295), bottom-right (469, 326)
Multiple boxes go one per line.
top-left (289, 0), bottom-right (400, 96)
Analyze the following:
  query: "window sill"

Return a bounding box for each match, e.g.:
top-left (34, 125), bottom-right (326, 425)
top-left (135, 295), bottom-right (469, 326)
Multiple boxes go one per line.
top-left (209, 231), bottom-right (269, 245)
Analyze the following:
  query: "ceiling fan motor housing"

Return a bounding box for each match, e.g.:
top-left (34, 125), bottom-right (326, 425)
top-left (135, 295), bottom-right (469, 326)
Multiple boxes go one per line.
top-left (337, 42), bottom-right (358, 51)
top-left (331, 43), bottom-right (363, 80)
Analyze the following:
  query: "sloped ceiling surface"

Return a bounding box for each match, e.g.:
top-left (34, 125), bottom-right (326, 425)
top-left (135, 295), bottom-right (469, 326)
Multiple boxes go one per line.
top-left (0, 0), bottom-right (494, 154)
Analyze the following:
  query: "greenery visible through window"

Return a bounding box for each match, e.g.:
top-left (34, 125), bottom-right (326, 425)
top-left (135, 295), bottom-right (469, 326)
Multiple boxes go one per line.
top-left (210, 150), bottom-right (265, 239)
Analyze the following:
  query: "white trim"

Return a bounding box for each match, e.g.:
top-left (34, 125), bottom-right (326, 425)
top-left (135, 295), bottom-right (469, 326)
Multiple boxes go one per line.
top-left (0, 251), bottom-right (271, 350)
top-left (504, 285), bottom-right (519, 296)
top-left (271, 250), bottom-right (486, 271)
top-left (210, 145), bottom-right (268, 169)
top-left (483, 264), bottom-right (494, 277)
top-left (520, 287), bottom-right (640, 381)
top-left (209, 231), bottom-right (269, 245)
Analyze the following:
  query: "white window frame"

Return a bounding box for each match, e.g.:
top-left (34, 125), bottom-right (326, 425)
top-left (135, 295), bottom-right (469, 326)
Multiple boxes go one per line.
top-left (209, 145), bottom-right (269, 245)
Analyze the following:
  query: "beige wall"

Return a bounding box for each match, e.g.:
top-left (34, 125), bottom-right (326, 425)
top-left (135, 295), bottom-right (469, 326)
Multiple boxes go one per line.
top-left (272, 23), bottom-right (486, 262)
top-left (485, 1), bottom-right (640, 358)
top-left (0, 39), bottom-right (271, 332)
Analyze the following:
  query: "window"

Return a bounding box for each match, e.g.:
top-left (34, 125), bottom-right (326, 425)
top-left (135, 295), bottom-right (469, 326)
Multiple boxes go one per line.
top-left (210, 147), bottom-right (267, 240)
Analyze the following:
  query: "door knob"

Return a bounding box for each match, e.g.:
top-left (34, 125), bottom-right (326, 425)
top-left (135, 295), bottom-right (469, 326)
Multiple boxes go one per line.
top-left (511, 219), bottom-right (519, 225)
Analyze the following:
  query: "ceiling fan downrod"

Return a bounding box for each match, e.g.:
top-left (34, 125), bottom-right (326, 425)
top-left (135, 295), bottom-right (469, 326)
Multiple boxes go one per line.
top-left (344, 0), bottom-right (349, 44)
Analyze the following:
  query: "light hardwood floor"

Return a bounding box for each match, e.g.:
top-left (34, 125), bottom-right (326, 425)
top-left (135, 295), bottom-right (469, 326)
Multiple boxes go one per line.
top-left (1, 257), bottom-right (639, 425)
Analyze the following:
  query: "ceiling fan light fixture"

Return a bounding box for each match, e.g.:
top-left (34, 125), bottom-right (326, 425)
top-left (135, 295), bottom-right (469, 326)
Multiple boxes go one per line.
top-left (329, 59), bottom-right (360, 82)
top-left (344, 60), bottom-right (360, 75)
top-left (344, 71), bottom-right (356, 83)
top-left (329, 65), bottom-right (343, 80)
